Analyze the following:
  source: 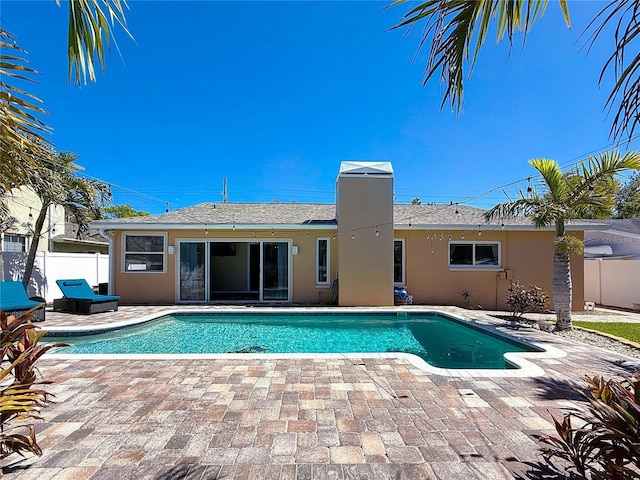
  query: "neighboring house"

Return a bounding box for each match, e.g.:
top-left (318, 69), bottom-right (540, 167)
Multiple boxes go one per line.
top-left (91, 161), bottom-right (597, 310)
top-left (1, 187), bottom-right (109, 301)
top-left (583, 218), bottom-right (640, 310)
top-left (1, 187), bottom-right (65, 255)
top-left (1, 187), bottom-right (109, 255)
top-left (584, 218), bottom-right (640, 259)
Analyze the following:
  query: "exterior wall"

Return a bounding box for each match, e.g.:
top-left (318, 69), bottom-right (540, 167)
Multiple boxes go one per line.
top-left (107, 224), bottom-right (585, 311)
top-left (288, 232), bottom-right (338, 305)
top-left (110, 228), bottom-right (338, 305)
top-left (584, 259), bottom-right (640, 309)
top-left (2, 187), bottom-right (65, 253)
top-left (336, 175), bottom-right (394, 306)
top-left (402, 229), bottom-right (584, 312)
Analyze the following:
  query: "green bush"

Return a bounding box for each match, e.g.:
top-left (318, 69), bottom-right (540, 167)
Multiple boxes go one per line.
top-left (505, 280), bottom-right (549, 318)
top-left (535, 373), bottom-right (640, 479)
top-left (0, 310), bottom-right (65, 458)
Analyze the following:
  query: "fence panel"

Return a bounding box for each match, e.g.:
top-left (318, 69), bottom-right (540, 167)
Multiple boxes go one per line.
top-left (584, 259), bottom-right (640, 310)
top-left (1, 251), bottom-right (109, 303)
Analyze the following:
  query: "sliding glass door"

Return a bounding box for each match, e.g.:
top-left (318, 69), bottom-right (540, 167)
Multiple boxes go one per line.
top-left (262, 242), bottom-right (289, 301)
top-left (179, 242), bottom-right (206, 301)
top-left (177, 240), bottom-right (289, 302)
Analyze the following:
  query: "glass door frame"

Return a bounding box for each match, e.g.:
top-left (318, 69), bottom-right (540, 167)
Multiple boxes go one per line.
top-left (175, 238), bottom-right (292, 303)
top-left (176, 239), bottom-right (208, 303)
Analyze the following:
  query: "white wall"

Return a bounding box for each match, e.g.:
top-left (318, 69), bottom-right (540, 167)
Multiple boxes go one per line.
top-left (584, 259), bottom-right (640, 309)
top-left (1, 251), bottom-right (109, 303)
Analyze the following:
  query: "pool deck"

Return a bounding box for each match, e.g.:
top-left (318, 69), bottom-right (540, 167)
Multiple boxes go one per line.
top-left (3, 305), bottom-right (640, 479)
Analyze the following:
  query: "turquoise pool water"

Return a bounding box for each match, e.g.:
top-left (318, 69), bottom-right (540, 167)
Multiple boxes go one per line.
top-left (46, 312), bottom-right (542, 369)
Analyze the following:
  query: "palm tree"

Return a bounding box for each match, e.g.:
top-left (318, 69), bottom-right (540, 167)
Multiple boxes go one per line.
top-left (0, 0), bottom-right (130, 190)
top-left (390, 0), bottom-right (640, 141)
top-left (21, 152), bottom-right (110, 289)
top-left (485, 151), bottom-right (640, 331)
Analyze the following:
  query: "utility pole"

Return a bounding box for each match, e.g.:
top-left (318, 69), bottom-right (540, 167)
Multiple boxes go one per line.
top-left (222, 178), bottom-right (229, 203)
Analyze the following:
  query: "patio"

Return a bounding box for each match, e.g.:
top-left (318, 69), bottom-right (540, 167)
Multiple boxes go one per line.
top-left (3, 305), bottom-right (640, 479)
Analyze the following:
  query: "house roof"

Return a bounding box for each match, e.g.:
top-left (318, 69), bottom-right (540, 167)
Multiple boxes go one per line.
top-left (582, 217), bottom-right (640, 236)
top-left (90, 202), bottom-right (606, 232)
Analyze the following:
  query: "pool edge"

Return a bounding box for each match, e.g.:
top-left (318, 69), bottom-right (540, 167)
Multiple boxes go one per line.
top-left (42, 307), bottom-right (567, 378)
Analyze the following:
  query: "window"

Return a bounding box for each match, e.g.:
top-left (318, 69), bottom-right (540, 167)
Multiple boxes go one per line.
top-left (124, 234), bottom-right (166, 272)
top-left (3, 234), bottom-right (27, 252)
top-left (315, 237), bottom-right (329, 285)
top-left (449, 242), bottom-right (500, 268)
top-left (394, 239), bottom-right (405, 285)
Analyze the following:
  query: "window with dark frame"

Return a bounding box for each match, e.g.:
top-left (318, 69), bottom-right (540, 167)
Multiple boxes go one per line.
top-left (449, 242), bottom-right (499, 267)
top-left (124, 234), bottom-right (165, 272)
top-left (316, 238), bottom-right (329, 285)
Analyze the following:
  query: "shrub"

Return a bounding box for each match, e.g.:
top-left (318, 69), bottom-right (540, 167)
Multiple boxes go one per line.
top-left (534, 372), bottom-right (640, 479)
top-left (505, 280), bottom-right (549, 318)
top-left (0, 310), bottom-right (66, 458)
top-left (459, 289), bottom-right (473, 309)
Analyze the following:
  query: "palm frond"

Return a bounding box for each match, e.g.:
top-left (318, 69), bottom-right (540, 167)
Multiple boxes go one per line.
top-left (62, 0), bottom-right (132, 85)
top-left (586, 0), bottom-right (640, 142)
top-left (0, 30), bottom-right (52, 190)
top-left (390, 0), bottom-right (569, 114)
top-left (530, 158), bottom-right (566, 201)
top-left (484, 196), bottom-right (541, 222)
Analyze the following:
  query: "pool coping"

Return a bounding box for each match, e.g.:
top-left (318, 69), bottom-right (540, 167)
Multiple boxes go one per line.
top-left (43, 307), bottom-right (566, 378)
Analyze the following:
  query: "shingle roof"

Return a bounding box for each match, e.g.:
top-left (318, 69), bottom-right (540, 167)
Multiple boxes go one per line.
top-left (90, 202), bottom-right (604, 231)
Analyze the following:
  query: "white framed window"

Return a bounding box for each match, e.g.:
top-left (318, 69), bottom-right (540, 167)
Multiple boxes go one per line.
top-left (3, 234), bottom-right (27, 252)
top-left (315, 237), bottom-right (330, 286)
top-left (124, 233), bottom-right (166, 273)
top-left (449, 241), bottom-right (501, 268)
top-left (394, 239), bottom-right (405, 285)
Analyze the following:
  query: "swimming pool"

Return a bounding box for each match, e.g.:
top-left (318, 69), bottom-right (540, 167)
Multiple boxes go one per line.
top-left (45, 311), bottom-right (544, 370)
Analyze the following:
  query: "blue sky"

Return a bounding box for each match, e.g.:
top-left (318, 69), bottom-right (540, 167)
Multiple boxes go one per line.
top-left (4, 1), bottom-right (634, 214)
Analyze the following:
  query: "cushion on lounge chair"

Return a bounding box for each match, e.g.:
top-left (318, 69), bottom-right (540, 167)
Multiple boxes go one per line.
top-left (54, 279), bottom-right (119, 315)
top-left (0, 281), bottom-right (46, 321)
top-left (56, 279), bottom-right (120, 302)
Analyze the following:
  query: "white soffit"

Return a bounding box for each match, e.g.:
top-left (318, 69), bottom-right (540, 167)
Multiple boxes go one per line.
top-left (339, 161), bottom-right (393, 176)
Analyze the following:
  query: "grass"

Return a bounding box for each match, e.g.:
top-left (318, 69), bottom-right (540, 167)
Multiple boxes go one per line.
top-left (573, 321), bottom-right (640, 344)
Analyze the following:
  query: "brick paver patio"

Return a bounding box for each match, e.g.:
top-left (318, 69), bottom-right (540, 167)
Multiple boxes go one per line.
top-left (2, 305), bottom-right (639, 479)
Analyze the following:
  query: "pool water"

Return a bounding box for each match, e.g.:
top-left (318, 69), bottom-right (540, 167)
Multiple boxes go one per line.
top-left (46, 312), bottom-right (542, 370)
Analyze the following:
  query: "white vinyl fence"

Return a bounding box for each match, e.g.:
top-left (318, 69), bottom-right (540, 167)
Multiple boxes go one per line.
top-left (585, 259), bottom-right (640, 310)
top-left (1, 251), bottom-right (109, 303)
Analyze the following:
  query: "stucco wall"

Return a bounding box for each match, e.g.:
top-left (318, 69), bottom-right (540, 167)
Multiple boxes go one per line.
top-left (336, 175), bottom-right (394, 306)
top-left (109, 226), bottom-right (585, 311)
top-left (110, 229), bottom-right (339, 304)
top-left (401, 229), bottom-right (584, 311)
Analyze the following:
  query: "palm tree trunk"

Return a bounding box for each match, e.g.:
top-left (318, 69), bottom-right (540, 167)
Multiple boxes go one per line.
top-left (22, 204), bottom-right (48, 289)
top-left (552, 250), bottom-right (573, 331)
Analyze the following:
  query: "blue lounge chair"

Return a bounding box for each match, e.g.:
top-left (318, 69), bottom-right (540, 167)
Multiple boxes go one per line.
top-left (0, 281), bottom-right (45, 322)
top-left (54, 279), bottom-right (120, 315)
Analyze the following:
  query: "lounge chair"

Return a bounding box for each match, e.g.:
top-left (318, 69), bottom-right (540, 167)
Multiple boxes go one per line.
top-left (0, 281), bottom-right (46, 322)
top-left (54, 279), bottom-right (120, 315)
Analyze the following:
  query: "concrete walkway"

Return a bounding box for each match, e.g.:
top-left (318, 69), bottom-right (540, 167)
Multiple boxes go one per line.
top-left (3, 305), bottom-right (640, 479)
